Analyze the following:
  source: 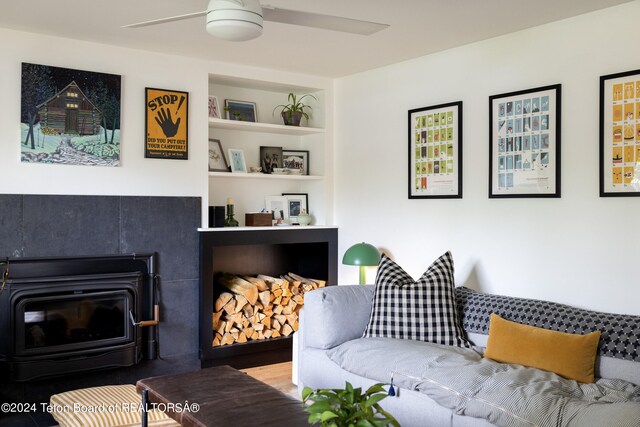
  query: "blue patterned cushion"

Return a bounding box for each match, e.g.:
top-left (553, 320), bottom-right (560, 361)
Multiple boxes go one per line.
top-left (456, 286), bottom-right (640, 362)
top-left (363, 252), bottom-right (471, 348)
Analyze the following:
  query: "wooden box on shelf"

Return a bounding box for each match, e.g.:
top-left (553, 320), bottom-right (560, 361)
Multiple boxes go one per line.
top-left (245, 212), bottom-right (272, 227)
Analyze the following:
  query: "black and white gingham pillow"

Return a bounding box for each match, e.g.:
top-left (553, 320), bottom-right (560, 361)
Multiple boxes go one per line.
top-left (363, 251), bottom-right (471, 348)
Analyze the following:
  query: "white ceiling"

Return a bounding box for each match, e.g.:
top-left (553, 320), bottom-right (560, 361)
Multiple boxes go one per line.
top-left (0, 0), bottom-right (632, 78)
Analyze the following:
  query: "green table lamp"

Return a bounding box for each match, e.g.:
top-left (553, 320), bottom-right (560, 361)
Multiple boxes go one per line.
top-left (342, 242), bottom-right (381, 285)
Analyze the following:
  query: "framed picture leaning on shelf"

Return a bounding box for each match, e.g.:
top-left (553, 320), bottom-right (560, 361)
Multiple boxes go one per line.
top-left (599, 68), bottom-right (640, 197)
top-left (408, 101), bottom-right (462, 198)
top-left (265, 196), bottom-right (288, 223)
top-left (282, 193), bottom-right (308, 224)
top-left (282, 150), bottom-right (309, 175)
top-left (489, 84), bottom-right (561, 198)
top-left (208, 96), bottom-right (221, 119)
top-left (228, 148), bottom-right (247, 173)
top-left (208, 139), bottom-right (228, 172)
top-left (260, 146), bottom-right (283, 174)
top-left (225, 99), bottom-right (257, 122)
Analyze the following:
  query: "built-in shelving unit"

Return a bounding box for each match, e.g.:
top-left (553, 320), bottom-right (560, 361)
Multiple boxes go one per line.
top-left (208, 73), bottom-right (331, 227)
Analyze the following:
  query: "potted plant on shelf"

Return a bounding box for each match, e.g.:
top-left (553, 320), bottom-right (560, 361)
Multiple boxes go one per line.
top-left (302, 382), bottom-right (399, 427)
top-left (273, 92), bottom-right (317, 126)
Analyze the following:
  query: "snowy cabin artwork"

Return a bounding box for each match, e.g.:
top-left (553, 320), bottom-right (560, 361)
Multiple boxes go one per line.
top-left (20, 63), bottom-right (121, 166)
top-left (38, 81), bottom-right (101, 136)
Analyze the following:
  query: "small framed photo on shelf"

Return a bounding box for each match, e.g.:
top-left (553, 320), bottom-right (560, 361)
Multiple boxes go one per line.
top-left (208, 96), bottom-right (221, 119)
top-left (282, 193), bottom-right (308, 224)
top-left (225, 99), bottom-right (257, 122)
top-left (599, 68), bottom-right (640, 197)
top-left (282, 150), bottom-right (309, 175)
top-left (260, 146), bottom-right (283, 174)
top-left (228, 148), bottom-right (247, 173)
top-left (489, 84), bottom-right (561, 198)
top-left (265, 196), bottom-right (288, 224)
top-left (208, 139), bottom-right (228, 172)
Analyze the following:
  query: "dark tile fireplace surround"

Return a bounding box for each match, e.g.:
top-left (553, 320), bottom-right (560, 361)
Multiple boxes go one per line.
top-left (0, 194), bottom-right (200, 426)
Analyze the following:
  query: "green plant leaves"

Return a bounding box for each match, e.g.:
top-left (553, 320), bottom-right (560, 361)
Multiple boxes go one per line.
top-left (302, 381), bottom-right (399, 427)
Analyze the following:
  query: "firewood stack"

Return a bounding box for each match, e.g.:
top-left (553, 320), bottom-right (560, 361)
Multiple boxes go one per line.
top-left (212, 272), bottom-right (325, 346)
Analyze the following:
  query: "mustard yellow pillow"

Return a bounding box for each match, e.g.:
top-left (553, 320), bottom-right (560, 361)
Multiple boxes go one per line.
top-left (484, 313), bottom-right (601, 383)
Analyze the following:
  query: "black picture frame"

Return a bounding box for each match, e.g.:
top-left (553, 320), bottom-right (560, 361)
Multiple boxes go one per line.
top-left (282, 149), bottom-right (310, 175)
top-left (408, 101), bottom-right (463, 199)
top-left (208, 139), bottom-right (228, 172)
top-left (599, 69), bottom-right (640, 197)
top-left (489, 84), bottom-right (561, 198)
top-left (260, 146), bottom-right (283, 174)
top-left (224, 99), bottom-right (257, 122)
top-left (145, 87), bottom-right (189, 160)
top-left (282, 193), bottom-right (309, 224)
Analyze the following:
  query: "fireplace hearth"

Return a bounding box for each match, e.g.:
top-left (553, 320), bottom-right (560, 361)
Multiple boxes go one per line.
top-left (0, 254), bottom-right (159, 382)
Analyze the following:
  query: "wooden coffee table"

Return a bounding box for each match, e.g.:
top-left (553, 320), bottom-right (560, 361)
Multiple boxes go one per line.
top-left (136, 365), bottom-right (309, 427)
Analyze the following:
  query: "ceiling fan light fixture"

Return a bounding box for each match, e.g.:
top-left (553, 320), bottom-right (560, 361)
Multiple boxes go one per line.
top-left (206, 0), bottom-right (263, 41)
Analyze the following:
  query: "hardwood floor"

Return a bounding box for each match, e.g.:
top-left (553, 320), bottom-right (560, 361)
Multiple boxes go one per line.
top-left (241, 361), bottom-right (300, 399)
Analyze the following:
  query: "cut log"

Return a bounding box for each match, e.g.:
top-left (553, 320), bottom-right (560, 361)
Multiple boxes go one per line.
top-left (242, 275), bottom-right (269, 291)
top-left (215, 292), bottom-right (233, 312)
top-left (221, 333), bottom-right (235, 346)
top-left (293, 295), bottom-right (304, 305)
top-left (219, 274), bottom-right (258, 305)
top-left (282, 323), bottom-right (294, 336)
top-left (285, 314), bottom-right (297, 326)
top-left (234, 295), bottom-right (248, 313)
top-left (237, 332), bottom-right (248, 343)
top-left (222, 299), bottom-right (236, 315)
top-left (258, 291), bottom-right (271, 306)
top-left (273, 305), bottom-right (284, 315)
top-left (212, 311), bottom-right (223, 329)
top-left (274, 314), bottom-right (287, 325)
top-left (271, 330), bottom-right (281, 338)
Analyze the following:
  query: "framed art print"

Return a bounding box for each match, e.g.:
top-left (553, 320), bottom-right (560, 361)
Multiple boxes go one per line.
top-left (225, 99), bottom-right (257, 122)
top-left (489, 84), bottom-right (561, 198)
top-left (208, 139), bottom-right (228, 172)
top-left (600, 69), bottom-right (640, 196)
top-left (228, 148), bottom-right (247, 173)
top-left (145, 87), bottom-right (188, 160)
top-left (282, 193), bottom-right (308, 224)
top-left (208, 96), bottom-right (221, 119)
top-left (408, 101), bottom-right (462, 198)
top-left (282, 149), bottom-right (309, 175)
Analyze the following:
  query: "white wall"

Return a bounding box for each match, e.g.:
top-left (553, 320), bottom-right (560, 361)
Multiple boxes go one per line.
top-left (335, 2), bottom-right (640, 315)
top-left (0, 28), bottom-right (210, 202)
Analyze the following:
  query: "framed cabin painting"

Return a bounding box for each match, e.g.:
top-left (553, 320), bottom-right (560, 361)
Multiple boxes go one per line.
top-left (145, 87), bottom-right (189, 160)
top-left (20, 63), bottom-right (122, 166)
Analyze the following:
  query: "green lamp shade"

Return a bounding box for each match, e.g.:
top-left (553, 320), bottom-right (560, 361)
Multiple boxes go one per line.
top-left (342, 242), bottom-right (381, 285)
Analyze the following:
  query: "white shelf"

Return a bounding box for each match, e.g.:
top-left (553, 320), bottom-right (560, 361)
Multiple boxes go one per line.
top-left (209, 172), bottom-right (323, 181)
top-left (198, 225), bottom-right (337, 232)
top-left (209, 117), bottom-right (324, 135)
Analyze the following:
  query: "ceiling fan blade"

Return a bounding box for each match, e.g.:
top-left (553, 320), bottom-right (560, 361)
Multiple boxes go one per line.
top-left (262, 7), bottom-right (388, 35)
top-left (122, 11), bottom-right (207, 29)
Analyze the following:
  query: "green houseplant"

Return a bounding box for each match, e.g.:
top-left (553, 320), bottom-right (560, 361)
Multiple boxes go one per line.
top-left (302, 382), bottom-right (400, 427)
top-left (273, 92), bottom-right (317, 126)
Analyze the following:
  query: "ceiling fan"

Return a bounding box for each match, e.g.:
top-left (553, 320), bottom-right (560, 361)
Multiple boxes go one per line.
top-left (123, 0), bottom-right (389, 42)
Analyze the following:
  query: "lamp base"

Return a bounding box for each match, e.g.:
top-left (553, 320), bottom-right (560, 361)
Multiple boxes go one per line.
top-left (359, 266), bottom-right (366, 285)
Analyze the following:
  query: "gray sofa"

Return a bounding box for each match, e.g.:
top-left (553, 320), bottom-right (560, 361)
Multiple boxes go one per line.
top-left (297, 285), bottom-right (640, 427)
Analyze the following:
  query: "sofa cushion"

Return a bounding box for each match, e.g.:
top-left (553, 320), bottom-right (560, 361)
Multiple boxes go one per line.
top-left (456, 286), bottom-right (640, 363)
top-left (303, 285), bottom-right (375, 349)
top-left (363, 252), bottom-right (471, 348)
top-left (484, 313), bottom-right (601, 383)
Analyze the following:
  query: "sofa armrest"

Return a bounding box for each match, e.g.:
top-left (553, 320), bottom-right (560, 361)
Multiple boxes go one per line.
top-left (302, 285), bottom-right (374, 350)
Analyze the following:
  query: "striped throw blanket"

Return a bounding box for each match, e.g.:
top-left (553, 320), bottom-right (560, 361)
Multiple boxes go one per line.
top-left (327, 337), bottom-right (640, 427)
